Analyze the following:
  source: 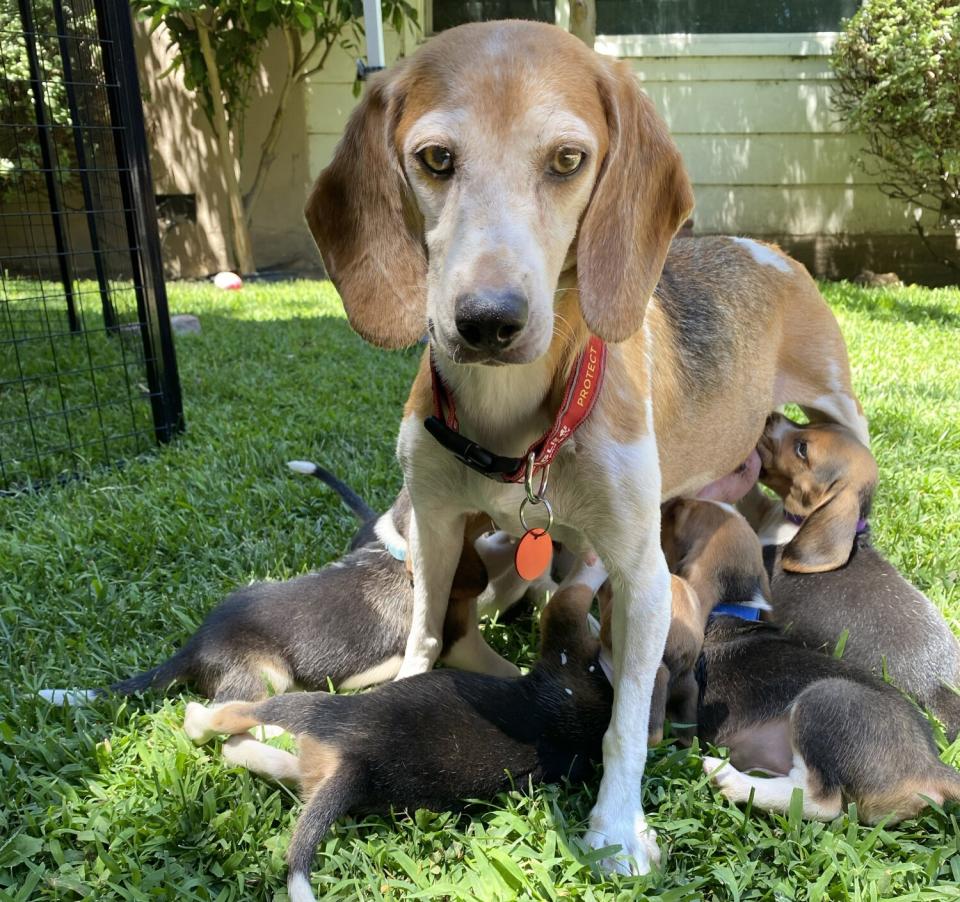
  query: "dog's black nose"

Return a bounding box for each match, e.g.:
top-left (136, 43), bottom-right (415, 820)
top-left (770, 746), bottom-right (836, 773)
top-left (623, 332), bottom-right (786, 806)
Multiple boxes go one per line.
top-left (454, 290), bottom-right (528, 353)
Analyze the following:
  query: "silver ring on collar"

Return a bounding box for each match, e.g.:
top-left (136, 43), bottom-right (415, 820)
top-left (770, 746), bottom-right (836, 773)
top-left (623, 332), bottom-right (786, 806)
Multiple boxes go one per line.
top-left (519, 496), bottom-right (553, 533)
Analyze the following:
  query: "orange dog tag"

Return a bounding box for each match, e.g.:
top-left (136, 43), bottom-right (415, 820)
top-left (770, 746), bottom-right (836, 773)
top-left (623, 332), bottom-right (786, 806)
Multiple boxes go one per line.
top-left (515, 528), bottom-right (551, 581)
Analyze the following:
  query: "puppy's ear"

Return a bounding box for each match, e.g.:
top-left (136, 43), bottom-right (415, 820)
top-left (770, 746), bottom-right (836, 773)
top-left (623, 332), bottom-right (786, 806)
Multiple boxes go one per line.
top-left (577, 61), bottom-right (694, 342)
top-left (782, 486), bottom-right (863, 573)
top-left (304, 67), bottom-right (427, 349)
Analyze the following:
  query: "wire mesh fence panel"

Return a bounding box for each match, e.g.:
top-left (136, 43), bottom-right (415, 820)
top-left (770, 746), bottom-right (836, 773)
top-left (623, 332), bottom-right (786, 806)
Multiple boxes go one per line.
top-left (1, 0), bottom-right (182, 493)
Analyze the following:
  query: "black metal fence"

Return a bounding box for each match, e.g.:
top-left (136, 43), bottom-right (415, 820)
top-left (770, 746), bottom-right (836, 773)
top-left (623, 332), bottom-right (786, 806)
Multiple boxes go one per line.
top-left (1, 0), bottom-right (182, 492)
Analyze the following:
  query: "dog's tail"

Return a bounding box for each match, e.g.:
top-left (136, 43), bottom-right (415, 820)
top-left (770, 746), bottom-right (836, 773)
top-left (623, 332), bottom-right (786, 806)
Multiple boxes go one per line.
top-left (286, 764), bottom-right (361, 902)
top-left (109, 648), bottom-right (192, 696)
top-left (287, 460), bottom-right (375, 523)
top-left (38, 649), bottom-right (190, 705)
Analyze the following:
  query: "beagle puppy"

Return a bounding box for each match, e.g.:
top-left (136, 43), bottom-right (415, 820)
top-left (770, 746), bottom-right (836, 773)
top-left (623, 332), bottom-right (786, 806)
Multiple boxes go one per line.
top-left (106, 464), bottom-right (507, 703)
top-left (700, 616), bottom-right (960, 825)
top-left (304, 20), bottom-right (868, 870)
top-left (746, 414), bottom-right (960, 738)
top-left (661, 499), bottom-right (960, 825)
top-left (182, 564), bottom-right (613, 902)
top-left (653, 498), bottom-right (772, 743)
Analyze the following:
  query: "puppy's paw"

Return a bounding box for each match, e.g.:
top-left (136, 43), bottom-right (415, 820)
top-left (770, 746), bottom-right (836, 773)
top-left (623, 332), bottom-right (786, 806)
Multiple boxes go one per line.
top-left (702, 755), bottom-right (733, 782)
top-left (183, 701), bottom-right (219, 745)
top-left (702, 755), bottom-right (743, 799)
top-left (584, 811), bottom-right (661, 876)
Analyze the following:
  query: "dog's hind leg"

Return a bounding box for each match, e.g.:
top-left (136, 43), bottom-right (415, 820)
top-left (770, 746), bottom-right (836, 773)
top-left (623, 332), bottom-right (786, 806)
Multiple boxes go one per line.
top-left (702, 754), bottom-right (843, 820)
top-left (222, 735), bottom-right (301, 784)
top-left (775, 278), bottom-right (870, 447)
top-left (286, 762), bottom-right (362, 902)
top-left (209, 658), bottom-right (294, 704)
top-left (184, 700), bottom-right (263, 744)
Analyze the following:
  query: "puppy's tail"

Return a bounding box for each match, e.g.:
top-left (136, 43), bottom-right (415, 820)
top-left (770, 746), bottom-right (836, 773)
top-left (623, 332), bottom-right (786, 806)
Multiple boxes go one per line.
top-left (286, 765), bottom-right (361, 902)
top-left (287, 460), bottom-right (375, 523)
top-left (109, 648), bottom-right (192, 696)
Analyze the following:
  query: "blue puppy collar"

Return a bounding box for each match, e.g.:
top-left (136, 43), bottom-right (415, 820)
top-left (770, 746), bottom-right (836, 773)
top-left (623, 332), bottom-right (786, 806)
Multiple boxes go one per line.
top-left (710, 603), bottom-right (762, 621)
top-left (384, 540), bottom-right (407, 562)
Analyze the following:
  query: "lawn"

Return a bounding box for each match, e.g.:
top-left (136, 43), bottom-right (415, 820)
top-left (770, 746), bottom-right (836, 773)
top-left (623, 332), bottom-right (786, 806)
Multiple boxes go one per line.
top-left (1, 278), bottom-right (959, 900)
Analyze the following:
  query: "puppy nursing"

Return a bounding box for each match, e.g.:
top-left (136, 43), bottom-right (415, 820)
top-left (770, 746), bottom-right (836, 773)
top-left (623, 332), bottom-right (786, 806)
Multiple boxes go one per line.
top-left (661, 499), bottom-right (960, 825)
top-left (50, 16), bottom-right (955, 897)
top-left (750, 415), bottom-right (960, 737)
top-left (109, 465), bottom-right (513, 703)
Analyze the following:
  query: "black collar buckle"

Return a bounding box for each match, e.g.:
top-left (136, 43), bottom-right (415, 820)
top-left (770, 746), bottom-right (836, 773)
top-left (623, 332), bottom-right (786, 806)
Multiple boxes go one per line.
top-left (423, 416), bottom-right (523, 480)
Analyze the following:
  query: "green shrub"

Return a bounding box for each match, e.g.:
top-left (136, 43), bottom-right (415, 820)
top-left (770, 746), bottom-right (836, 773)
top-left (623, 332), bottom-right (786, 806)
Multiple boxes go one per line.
top-left (831, 0), bottom-right (959, 270)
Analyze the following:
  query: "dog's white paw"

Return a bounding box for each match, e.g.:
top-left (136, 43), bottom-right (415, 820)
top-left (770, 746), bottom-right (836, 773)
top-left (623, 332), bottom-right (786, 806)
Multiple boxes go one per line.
top-left (584, 812), bottom-right (660, 876)
top-left (702, 755), bottom-right (734, 787)
top-left (183, 701), bottom-right (218, 744)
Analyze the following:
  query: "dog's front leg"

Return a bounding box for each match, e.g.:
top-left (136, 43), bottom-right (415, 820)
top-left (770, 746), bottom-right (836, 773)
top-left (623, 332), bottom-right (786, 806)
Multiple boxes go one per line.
top-left (584, 504), bottom-right (671, 875)
top-left (396, 504), bottom-right (466, 679)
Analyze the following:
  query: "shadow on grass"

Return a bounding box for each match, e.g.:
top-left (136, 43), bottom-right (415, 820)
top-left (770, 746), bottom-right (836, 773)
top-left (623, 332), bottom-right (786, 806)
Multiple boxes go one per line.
top-left (825, 281), bottom-right (960, 328)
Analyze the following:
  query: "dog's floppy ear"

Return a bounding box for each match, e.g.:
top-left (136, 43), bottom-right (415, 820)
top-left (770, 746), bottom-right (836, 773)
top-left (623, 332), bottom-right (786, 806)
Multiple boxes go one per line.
top-left (782, 486), bottom-right (866, 573)
top-left (304, 67), bottom-right (426, 349)
top-left (577, 61), bottom-right (694, 342)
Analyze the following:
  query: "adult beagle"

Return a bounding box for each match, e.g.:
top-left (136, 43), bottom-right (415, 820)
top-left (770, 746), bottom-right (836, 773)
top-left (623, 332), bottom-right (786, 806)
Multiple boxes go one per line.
top-left (304, 20), bottom-right (868, 872)
top-left (745, 414), bottom-right (960, 737)
top-left (658, 499), bottom-right (960, 825)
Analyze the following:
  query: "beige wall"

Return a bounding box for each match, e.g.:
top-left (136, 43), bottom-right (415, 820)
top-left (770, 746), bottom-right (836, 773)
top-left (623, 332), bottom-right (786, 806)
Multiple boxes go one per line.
top-left (135, 20), bottom-right (319, 277)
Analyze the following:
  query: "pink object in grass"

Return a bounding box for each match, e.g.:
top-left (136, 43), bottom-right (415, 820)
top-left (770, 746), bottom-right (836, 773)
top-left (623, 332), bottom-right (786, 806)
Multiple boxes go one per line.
top-left (214, 271), bottom-right (243, 290)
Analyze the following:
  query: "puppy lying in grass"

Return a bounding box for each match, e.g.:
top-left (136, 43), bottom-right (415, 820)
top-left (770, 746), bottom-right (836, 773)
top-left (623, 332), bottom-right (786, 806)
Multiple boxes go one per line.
top-left (183, 562), bottom-right (612, 902)
top-left (45, 464), bottom-right (509, 706)
top-left (662, 498), bottom-right (960, 824)
top-left (747, 414), bottom-right (960, 738)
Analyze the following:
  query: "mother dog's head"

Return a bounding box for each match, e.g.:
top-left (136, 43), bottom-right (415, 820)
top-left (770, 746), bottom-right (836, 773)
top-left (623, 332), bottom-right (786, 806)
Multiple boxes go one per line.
top-left (306, 21), bottom-right (693, 363)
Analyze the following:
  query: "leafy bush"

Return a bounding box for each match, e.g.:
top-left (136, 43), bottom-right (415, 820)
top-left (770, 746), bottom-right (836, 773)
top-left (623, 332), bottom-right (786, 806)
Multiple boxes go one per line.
top-left (831, 0), bottom-right (959, 270)
top-left (0, 7), bottom-right (78, 203)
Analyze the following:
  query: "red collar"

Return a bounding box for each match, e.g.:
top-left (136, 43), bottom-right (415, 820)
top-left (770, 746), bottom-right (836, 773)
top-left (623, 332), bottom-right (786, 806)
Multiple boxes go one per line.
top-left (424, 336), bottom-right (607, 483)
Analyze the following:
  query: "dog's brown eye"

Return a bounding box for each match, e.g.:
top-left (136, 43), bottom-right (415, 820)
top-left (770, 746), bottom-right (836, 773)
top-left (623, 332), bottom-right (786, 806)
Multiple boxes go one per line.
top-left (795, 441), bottom-right (808, 461)
top-left (417, 145), bottom-right (454, 177)
top-left (550, 147), bottom-right (584, 176)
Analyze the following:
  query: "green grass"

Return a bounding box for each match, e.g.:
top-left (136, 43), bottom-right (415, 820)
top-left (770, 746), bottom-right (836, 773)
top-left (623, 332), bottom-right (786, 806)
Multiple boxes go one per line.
top-left (1, 278), bottom-right (959, 900)
top-left (1, 279), bottom-right (161, 487)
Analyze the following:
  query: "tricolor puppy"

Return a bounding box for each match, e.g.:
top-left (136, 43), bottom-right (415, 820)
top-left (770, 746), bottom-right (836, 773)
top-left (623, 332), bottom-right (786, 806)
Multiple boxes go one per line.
top-left (746, 413), bottom-right (960, 738)
top-left (653, 498), bottom-right (772, 743)
top-left (182, 564), bottom-right (612, 902)
top-left (700, 615), bottom-right (960, 824)
top-left (106, 464), bottom-right (508, 704)
top-left (661, 500), bottom-right (960, 825)
top-left (304, 19), bottom-right (868, 870)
